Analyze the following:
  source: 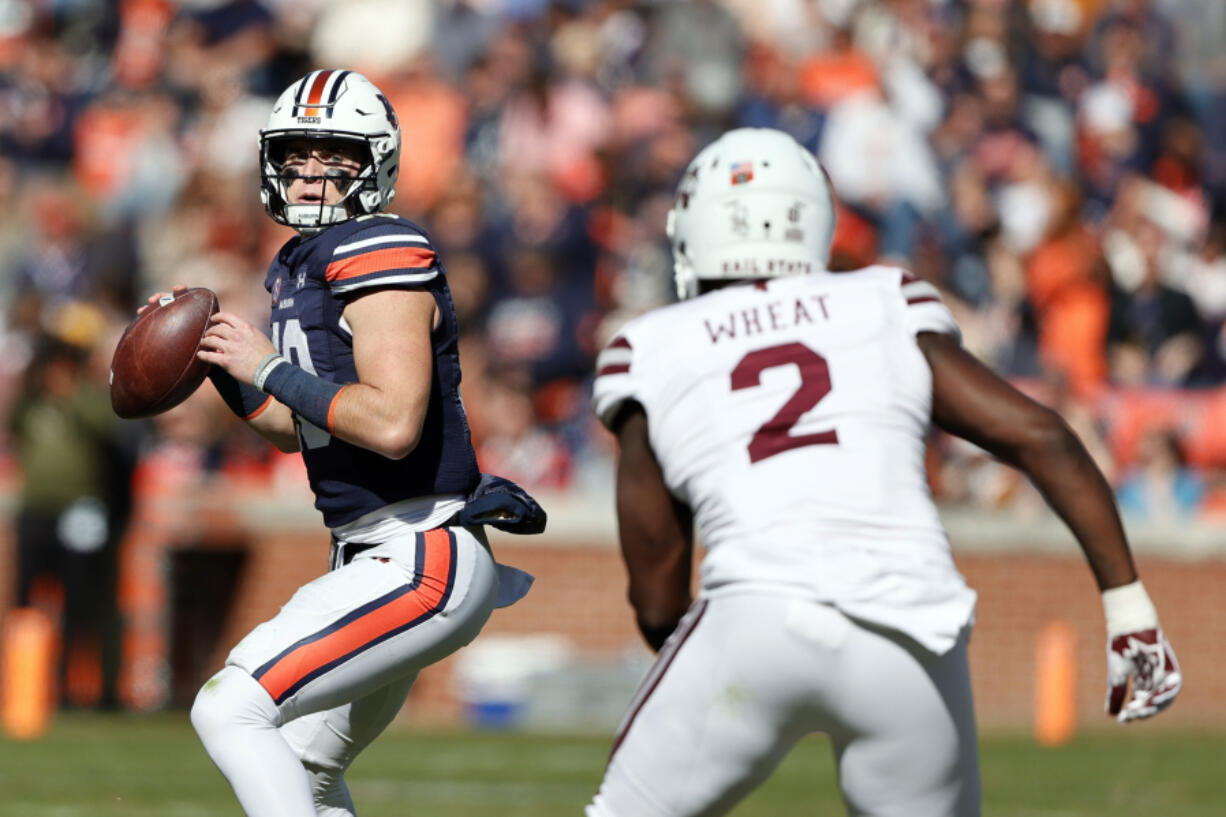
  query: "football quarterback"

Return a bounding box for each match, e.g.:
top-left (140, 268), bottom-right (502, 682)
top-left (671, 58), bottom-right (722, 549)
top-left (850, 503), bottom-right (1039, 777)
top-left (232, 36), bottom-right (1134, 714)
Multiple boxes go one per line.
top-left (135, 70), bottom-right (541, 817)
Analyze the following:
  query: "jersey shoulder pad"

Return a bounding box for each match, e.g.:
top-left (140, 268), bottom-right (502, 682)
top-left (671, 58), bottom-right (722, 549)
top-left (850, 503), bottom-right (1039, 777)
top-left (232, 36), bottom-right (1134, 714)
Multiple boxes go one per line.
top-left (592, 324), bottom-right (643, 431)
top-left (324, 216), bottom-right (439, 295)
top-left (870, 264), bottom-right (961, 342)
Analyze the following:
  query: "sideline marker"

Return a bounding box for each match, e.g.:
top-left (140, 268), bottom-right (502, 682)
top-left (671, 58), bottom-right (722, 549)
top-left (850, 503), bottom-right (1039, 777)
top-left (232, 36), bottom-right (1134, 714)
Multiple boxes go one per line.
top-left (1034, 619), bottom-right (1077, 746)
top-left (1, 607), bottom-right (57, 740)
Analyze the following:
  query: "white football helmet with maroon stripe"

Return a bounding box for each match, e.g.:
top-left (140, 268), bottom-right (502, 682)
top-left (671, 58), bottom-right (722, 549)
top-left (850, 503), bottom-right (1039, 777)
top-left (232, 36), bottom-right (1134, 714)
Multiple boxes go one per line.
top-left (667, 128), bottom-right (836, 300)
top-left (260, 70), bottom-right (401, 232)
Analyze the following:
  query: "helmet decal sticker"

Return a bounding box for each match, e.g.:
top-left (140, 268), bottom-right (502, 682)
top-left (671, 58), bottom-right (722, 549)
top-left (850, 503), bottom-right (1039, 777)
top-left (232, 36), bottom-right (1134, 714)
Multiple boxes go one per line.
top-left (376, 93), bottom-right (399, 130)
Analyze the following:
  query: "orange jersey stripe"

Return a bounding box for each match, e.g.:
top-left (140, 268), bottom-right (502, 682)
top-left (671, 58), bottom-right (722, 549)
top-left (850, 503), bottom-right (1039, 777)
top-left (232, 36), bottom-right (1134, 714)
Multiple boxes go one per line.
top-left (257, 529), bottom-right (454, 703)
top-left (303, 69), bottom-right (334, 117)
top-left (325, 386), bottom-right (347, 434)
top-left (245, 395), bottom-right (273, 422)
top-left (325, 246), bottom-right (436, 283)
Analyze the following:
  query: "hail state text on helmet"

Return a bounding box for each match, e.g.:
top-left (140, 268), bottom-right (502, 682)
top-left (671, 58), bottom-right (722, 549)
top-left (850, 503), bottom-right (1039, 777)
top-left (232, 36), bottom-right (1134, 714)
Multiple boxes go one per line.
top-left (720, 258), bottom-right (816, 276)
top-left (667, 128), bottom-right (836, 300)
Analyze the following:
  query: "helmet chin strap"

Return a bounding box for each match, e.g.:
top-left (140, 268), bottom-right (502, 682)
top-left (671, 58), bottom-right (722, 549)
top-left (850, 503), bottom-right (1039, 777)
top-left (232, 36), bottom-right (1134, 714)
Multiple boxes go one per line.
top-left (284, 202), bottom-right (351, 234)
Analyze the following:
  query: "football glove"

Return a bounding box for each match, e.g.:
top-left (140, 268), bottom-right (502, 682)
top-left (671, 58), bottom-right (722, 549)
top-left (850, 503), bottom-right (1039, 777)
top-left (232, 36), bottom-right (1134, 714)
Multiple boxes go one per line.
top-left (1102, 581), bottom-right (1182, 723)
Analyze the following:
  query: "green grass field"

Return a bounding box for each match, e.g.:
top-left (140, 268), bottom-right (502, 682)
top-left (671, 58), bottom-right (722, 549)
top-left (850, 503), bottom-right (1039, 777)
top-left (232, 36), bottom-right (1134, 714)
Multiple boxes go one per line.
top-left (0, 713), bottom-right (1222, 816)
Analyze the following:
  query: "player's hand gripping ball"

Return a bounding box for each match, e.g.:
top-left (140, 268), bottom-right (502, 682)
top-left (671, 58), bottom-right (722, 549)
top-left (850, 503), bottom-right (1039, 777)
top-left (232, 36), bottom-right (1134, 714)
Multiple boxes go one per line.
top-left (110, 287), bottom-right (219, 418)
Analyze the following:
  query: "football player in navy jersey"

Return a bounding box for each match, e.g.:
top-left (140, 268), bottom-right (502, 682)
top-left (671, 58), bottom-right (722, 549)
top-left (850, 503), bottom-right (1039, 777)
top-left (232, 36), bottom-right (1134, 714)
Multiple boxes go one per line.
top-left (142, 70), bottom-right (539, 817)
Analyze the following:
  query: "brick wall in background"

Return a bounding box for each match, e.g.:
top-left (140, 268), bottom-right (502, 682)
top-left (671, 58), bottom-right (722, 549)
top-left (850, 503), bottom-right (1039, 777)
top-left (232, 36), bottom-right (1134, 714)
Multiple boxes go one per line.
top-left (1, 491), bottom-right (1221, 731)
top-left (444, 541), bottom-right (1224, 731)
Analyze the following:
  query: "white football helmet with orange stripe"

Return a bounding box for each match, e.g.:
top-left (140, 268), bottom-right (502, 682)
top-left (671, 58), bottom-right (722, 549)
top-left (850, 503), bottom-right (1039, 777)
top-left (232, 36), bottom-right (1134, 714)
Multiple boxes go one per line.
top-left (667, 128), bottom-right (837, 300)
top-left (260, 70), bottom-right (401, 232)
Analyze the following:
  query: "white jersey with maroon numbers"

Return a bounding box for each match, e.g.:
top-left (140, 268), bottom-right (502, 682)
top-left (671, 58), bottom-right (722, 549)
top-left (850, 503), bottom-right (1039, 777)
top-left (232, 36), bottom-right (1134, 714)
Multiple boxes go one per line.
top-left (593, 266), bottom-right (976, 654)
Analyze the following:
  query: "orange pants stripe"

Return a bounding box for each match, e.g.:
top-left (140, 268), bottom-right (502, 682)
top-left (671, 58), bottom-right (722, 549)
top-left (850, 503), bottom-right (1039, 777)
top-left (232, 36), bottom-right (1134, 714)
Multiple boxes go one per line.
top-left (252, 529), bottom-right (456, 704)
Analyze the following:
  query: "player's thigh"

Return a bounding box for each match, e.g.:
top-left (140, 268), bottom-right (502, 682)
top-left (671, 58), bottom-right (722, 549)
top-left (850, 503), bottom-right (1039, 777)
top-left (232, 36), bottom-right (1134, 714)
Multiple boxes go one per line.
top-left (227, 526), bottom-right (499, 722)
top-left (592, 595), bottom-right (815, 817)
top-left (830, 625), bottom-right (979, 817)
top-left (280, 672), bottom-right (417, 774)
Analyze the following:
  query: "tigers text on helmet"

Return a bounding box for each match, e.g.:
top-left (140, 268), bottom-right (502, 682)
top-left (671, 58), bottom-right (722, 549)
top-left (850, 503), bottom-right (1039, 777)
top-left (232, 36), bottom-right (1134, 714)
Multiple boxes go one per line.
top-left (260, 70), bottom-right (401, 233)
top-left (667, 128), bottom-right (836, 300)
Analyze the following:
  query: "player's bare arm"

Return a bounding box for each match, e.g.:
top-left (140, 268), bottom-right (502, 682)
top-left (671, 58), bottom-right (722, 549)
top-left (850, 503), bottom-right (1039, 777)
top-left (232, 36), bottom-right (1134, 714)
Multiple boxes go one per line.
top-left (612, 404), bottom-right (694, 652)
top-left (917, 330), bottom-right (1137, 590)
top-left (335, 287), bottom-right (437, 459)
top-left (919, 330), bottom-right (1179, 723)
top-left (197, 289), bottom-right (436, 460)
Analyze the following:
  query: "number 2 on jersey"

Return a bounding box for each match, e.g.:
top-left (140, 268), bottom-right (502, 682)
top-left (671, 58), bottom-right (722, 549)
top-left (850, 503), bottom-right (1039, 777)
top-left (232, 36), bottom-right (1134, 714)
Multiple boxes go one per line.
top-left (731, 342), bottom-right (838, 463)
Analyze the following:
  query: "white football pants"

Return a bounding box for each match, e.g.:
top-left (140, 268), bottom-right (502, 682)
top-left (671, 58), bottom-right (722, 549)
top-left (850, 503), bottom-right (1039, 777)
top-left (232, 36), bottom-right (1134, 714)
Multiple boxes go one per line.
top-left (587, 593), bottom-right (980, 817)
top-left (191, 525), bottom-right (499, 817)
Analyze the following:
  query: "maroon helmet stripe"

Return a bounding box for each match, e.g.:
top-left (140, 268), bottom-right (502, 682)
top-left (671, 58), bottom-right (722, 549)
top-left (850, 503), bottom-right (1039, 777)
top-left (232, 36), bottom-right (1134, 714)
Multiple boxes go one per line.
top-left (597, 363), bottom-right (630, 377)
top-left (609, 336), bottom-right (632, 350)
top-left (907, 295), bottom-right (940, 305)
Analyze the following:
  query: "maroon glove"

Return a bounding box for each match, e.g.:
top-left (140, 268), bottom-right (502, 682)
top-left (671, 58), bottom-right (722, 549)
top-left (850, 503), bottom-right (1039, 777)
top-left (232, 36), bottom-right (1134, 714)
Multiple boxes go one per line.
top-left (1102, 581), bottom-right (1181, 723)
top-left (1106, 627), bottom-right (1181, 722)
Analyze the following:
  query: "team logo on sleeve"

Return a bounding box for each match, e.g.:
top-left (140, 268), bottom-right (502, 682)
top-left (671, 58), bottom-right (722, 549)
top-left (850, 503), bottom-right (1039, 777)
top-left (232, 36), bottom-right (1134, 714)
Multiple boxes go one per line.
top-left (271, 275), bottom-right (283, 305)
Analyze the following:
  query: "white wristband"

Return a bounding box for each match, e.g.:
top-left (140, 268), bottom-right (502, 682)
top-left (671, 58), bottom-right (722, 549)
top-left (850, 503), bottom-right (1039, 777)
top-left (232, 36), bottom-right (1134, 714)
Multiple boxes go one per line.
top-left (253, 354), bottom-right (287, 393)
top-left (1102, 580), bottom-right (1159, 636)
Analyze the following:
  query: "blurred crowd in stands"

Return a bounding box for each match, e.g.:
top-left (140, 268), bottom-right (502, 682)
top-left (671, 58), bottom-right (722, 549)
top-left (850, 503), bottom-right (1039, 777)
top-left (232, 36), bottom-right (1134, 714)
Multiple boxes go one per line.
top-left (2, 0), bottom-right (1226, 530)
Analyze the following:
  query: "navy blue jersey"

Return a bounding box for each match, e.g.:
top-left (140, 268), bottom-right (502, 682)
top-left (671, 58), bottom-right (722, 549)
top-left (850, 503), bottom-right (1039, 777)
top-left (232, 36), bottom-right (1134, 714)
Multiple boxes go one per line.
top-left (264, 213), bottom-right (480, 527)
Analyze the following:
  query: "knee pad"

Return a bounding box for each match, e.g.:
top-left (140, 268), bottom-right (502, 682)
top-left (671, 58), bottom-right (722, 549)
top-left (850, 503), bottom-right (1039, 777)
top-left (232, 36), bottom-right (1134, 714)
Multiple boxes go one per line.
top-left (191, 665), bottom-right (280, 744)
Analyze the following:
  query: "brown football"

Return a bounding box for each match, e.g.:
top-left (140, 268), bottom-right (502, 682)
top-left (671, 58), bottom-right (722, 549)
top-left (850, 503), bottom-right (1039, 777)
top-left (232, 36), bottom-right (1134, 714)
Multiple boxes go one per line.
top-left (110, 287), bottom-right (219, 419)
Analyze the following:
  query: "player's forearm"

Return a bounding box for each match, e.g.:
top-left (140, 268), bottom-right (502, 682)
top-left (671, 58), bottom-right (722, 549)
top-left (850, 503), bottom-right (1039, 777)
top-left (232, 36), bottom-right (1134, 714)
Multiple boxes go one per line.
top-left (1013, 420), bottom-right (1138, 591)
top-left (634, 612), bottom-right (685, 653)
top-left (628, 578), bottom-right (692, 652)
top-left (920, 333), bottom-right (1138, 591)
top-left (618, 491), bottom-right (693, 651)
top-left (612, 408), bottom-right (696, 650)
top-left (327, 383), bottom-right (426, 459)
top-left (248, 401), bottom-right (300, 452)
top-left (621, 524), bottom-right (693, 652)
top-left (209, 366), bottom-right (299, 452)
top-left (255, 355), bottom-right (426, 459)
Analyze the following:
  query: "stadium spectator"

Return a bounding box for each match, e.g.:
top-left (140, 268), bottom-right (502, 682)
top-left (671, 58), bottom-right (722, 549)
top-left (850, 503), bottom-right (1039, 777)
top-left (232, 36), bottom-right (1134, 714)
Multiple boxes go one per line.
top-left (1025, 177), bottom-right (1112, 393)
top-left (1116, 426), bottom-right (1205, 521)
top-left (8, 317), bottom-right (134, 709)
top-left (1105, 213), bottom-right (1203, 386)
top-left (476, 370), bottom-right (572, 491)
